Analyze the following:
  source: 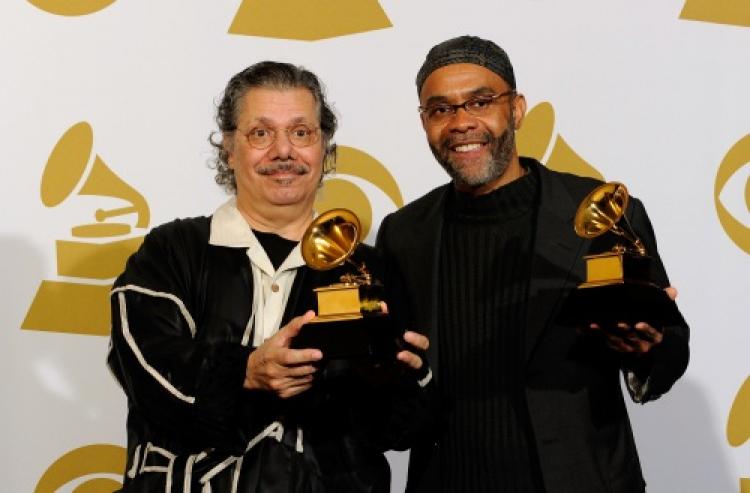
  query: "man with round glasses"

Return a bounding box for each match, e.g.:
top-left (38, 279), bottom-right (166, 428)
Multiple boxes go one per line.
top-left (377, 36), bottom-right (689, 492)
top-left (107, 61), bottom-right (430, 492)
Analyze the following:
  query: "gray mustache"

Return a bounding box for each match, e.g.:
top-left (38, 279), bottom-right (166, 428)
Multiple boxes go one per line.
top-left (257, 162), bottom-right (309, 175)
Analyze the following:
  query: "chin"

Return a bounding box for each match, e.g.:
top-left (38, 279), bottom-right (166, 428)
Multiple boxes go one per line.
top-left (271, 189), bottom-right (314, 206)
top-left (453, 164), bottom-right (492, 184)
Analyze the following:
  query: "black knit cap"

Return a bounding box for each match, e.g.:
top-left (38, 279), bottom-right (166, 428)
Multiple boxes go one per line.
top-left (416, 35), bottom-right (516, 95)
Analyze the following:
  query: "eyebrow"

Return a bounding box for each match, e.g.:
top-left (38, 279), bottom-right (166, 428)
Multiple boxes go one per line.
top-left (249, 116), bottom-right (311, 128)
top-left (422, 86), bottom-right (499, 106)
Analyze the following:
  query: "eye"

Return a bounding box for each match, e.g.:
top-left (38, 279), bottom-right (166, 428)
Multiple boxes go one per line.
top-left (251, 128), bottom-right (269, 138)
top-left (428, 105), bottom-right (452, 117)
top-left (291, 126), bottom-right (311, 138)
top-left (467, 98), bottom-right (493, 110)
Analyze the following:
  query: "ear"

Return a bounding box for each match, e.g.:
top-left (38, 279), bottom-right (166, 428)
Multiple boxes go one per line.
top-left (420, 112), bottom-right (430, 133)
top-left (223, 132), bottom-right (236, 169)
top-left (323, 142), bottom-right (337, 174)
top-left (512, 93), bottom-right (527, 130)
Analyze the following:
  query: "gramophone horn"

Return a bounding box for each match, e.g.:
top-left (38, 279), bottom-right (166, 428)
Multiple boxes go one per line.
top-left (41, 122), bottom-right (150, 230)
top-left (301, 209), bottom-right (361, 271)
top-left (574, 182), bottom-right (628, 238)
top-left (516, 102), bottom-right (604, 181)
top-left (574, 182), bottom-right (645, 254)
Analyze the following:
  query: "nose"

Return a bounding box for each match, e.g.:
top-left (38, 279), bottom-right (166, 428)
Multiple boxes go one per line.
top-left (269, 130), bottom-right (294, 160)
top-left (446, 107), bottom-right (478, 132)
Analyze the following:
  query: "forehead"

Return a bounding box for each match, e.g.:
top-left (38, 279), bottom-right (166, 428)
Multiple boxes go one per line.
top-left (419, 63), bottom-right (510, 103)
top-left (238, 87), bottom-right (318, 126)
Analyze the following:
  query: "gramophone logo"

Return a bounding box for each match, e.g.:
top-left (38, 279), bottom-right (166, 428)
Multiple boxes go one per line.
top-left (35, 444), bottom-right (126, 492)
top-left (728, 377), bottom-right (750, 491)
top-left (714, 134), bottom-right (750, 254)
top-left (315, 145), bottom-right (403, 239)
top-left (27, 0), bottom-right (117, 16)
top-left (680, 0), bottom-right (750, 27)
top-left (229, 0), bottom-right (392, 40)
top-left (517, 102), bottom-right (604, 181)
top-left (22, 122), bottom-right (150, 336)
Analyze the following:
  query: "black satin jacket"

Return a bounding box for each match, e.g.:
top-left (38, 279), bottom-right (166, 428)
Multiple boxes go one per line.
top-left (107, 201), bottom-right (423, 493)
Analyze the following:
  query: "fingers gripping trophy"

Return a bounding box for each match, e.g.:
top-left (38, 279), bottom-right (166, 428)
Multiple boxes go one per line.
top-left (292, 208), bottom-right (397, 362)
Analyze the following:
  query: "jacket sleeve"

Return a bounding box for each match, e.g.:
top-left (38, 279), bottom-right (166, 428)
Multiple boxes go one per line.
top-left (107, 221), bottom-right (252, 449)
top-left (372, 215), bottom-right (441, 451)
top-left (620, 197), bottom-right (690, 403)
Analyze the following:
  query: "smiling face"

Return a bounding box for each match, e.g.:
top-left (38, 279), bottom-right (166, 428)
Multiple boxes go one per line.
top-left (419, 63), bottom-right (527, 194)
top-left (226, 87), bottom-right (325, 215)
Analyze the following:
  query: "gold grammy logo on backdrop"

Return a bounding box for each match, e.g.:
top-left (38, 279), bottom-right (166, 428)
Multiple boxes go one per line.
top-left (517, 102), bottom-right (604, 180)
top-left (27, 0), bottom-right (117, 16)
top-left (23, 122), bottom-right (150, 336)
top-left (721, 135), bottom-right (750, 491)
top-left (35, 444), bottom-right (126, 492)
top-left (680, 0), bottom-right (750, 27)
top-left (315, 145), bottom-right (403, 239)
top-left (229, 0), bottom-right (392, 40)
top-left (714, 134), bottom-right (750, 254)
top-left (728, 377), bottom-right (750, 492)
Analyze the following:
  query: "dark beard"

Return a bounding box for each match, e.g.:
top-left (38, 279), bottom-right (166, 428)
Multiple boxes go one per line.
top-left (430, 118), bottom-right (516, 189)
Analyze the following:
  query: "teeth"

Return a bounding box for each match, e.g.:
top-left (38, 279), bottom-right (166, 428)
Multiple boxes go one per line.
top-left (453, 143), bottom-right (481, 152)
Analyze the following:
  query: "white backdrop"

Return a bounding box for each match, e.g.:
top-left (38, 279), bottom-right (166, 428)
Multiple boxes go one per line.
top-left (1, 1), bottom-right (749, 491)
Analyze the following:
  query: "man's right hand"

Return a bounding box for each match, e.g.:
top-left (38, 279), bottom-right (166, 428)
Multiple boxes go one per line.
top-left (243, 310), bottom-right (323, 399)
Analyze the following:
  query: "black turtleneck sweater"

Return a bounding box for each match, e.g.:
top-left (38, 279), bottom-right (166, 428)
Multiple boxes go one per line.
top-left (437, 166), bottom-right (544, 493)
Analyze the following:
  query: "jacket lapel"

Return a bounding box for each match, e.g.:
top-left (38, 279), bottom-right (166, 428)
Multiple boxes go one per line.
top-left (525, 164), bottom-right (588, 362)
top-left (404, 186), bottom-right (448, 380)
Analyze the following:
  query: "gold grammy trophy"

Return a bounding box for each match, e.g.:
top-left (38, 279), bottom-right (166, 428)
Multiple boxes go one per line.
top-left (558, 182), bottom-right (682, 327)
top-left (292, 209), bottom-right (394, 359)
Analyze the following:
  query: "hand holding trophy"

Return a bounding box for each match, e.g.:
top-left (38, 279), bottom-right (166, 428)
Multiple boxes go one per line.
top-left (292, 208), bottom-right (396, 360)
top-left (558, 182), bottom-right (683, 329)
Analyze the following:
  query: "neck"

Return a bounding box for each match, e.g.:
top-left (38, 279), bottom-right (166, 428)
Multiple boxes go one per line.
top-left (235, 196), bottom-right (314, 241)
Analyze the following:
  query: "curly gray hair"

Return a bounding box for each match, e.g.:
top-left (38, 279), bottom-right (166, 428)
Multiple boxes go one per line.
top-left (208, 61), bottom-right (338, 193)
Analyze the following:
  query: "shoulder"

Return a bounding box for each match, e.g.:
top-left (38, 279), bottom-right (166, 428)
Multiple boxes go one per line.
top-left (147, 216), bottom-right (211, 243)
top-left (524, 159), bottom-right (606, 213)
top-left (383, 184), bottom-right (449, 226)
top-left (117, 216), bottom-right (211, 287)
top-left (534, 160), bottom-right (602, 197)
top-left (139, 216), bottom-right (212, 258)
top-left (376, 184), bottom-right (448, 249)
top-left (536, 162), bottom-right (648, 215)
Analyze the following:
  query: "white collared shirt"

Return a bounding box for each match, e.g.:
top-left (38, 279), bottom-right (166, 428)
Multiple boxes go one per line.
top-left (209, 198), bottom-right (307, 347)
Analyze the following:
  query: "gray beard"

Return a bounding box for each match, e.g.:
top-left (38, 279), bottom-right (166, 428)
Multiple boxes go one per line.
top-left (430, 118), bottom-right (516, 189)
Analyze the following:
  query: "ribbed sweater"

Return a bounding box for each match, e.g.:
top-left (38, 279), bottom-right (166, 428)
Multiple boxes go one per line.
top-left (436, 166), bottom-right (544, 493)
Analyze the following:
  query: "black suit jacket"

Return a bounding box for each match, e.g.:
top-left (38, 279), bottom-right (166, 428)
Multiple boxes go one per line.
top-left (376, 159), bottom-right (689, 493)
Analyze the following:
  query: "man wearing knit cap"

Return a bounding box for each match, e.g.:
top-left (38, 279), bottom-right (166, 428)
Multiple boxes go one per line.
top-left (376, 35), bottom-right (689, 493)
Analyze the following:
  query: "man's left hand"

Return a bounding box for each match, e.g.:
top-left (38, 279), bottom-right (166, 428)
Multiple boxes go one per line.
top-left (588, 321), bottom-right (663, 354)
top-left (585, 286), bottom-right (678, 355)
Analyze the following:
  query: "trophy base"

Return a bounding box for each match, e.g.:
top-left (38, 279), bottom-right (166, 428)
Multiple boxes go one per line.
top-left (557, 281), bottom-right (684, 328)
top-left (291, 314), bottom-right (397, 360)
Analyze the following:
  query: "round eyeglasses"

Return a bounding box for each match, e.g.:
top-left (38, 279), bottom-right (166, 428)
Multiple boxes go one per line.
top-left (418, 91), bottom-right (516, 125)
top-left (242, 125), bottom-right (321, 150)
